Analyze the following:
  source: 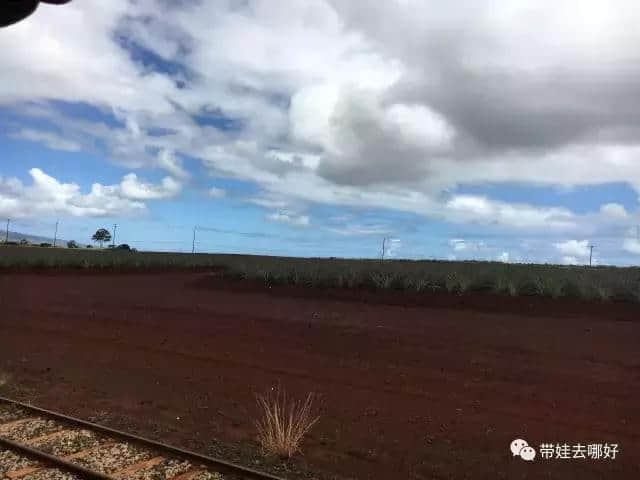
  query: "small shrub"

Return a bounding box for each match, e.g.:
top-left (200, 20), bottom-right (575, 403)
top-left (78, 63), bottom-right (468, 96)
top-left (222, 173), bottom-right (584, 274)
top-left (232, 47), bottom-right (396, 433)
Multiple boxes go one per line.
top-left (467, 277), bottom-right (496, 293)
top-left (39, 243), bottom-right (52, 248)
top-left (445, 273), bottom-right (468, 294)
top-left (585, 284), bottom-right (611, 302)
top-left (414, 278), bottom-right (429, 292)
top-left (517, 279), bottom-right (542, 296)
top-left (560, 280), bottom-right (583, 299)
top-left (536, 276), bottom-right (562, 298)
top-left (287, 268), bottom-right (302, 285)
top-left (67, 240), bottom-right (79, 249)
top-left (255, 386), bottom-right (320, 458)
top-left (495, 277), bottom-right (517, 296)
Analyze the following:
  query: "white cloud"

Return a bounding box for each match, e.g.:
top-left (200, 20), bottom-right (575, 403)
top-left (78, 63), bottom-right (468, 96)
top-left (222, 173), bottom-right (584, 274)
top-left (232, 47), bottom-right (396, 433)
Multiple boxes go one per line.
top-left (623, 237), bottom-right (640, 254)
top-left (498, 251), bottom-right (510, 263)
top-left (561, 256), bottom-right (581, 265)
top-left (1, 0), bottom-right (640, 243)
top-left (157, 150), bottom-right (190, 180)
top-left (267, 211), bottom-right (311, 227)
top-left (600, 202), bottom-right (629, 219)
top-left (384, 237), bottom-right (401, 258)
top-left (554, 239), bottom-right (591, 258)
top-left (0, 168), bottom-right (146, 218)
top-left (385, 103), bottom-right (455, 150)
top-left (9, 129), bottom-right (82, 152)
top-left (445, 195), bottom-right (575, 230)
top-left (0, 168), bottom-right (182, 218)
top-left (449, 238), bottom-right (486, 252)
top-left (328, 224), bottom-right (391, 236)
top-left (207, 187), bottom-right (226, 198)
top-left (119, 174), bottom-right (181, 200)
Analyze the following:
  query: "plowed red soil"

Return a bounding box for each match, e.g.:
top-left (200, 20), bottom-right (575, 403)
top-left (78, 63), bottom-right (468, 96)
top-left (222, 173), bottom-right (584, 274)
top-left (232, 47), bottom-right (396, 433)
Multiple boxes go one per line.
top-left (0, 271), bottom-right (638, 479)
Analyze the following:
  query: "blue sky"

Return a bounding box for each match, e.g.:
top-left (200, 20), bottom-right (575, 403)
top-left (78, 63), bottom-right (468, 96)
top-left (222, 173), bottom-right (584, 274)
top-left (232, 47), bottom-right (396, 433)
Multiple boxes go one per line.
top-left (2, 1), bottom-right (640, 265)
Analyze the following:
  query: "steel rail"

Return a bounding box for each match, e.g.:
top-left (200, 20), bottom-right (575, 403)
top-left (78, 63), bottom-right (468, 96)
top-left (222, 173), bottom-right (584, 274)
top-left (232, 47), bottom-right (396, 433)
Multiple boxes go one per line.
top-left (0, 396), bottom-right (285, 480)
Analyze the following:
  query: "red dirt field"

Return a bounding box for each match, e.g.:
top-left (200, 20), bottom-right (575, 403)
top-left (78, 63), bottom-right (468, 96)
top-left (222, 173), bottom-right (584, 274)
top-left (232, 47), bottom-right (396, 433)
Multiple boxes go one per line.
top-left (0, 271), bottom-right (638, 479)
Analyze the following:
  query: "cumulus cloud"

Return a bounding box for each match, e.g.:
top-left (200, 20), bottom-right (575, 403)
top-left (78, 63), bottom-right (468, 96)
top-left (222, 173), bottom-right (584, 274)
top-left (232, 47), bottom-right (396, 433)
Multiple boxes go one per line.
top-left (600, 202), bottom-right (629, 219)
top-left (445, 195), bottom-right (575, 230)
top-left (623, 237), bottom-right (640, 254)
top-left (561, 256), bottom-right (581, 265)
top-left (383, 237), bottom-right (401, 258)
top-left (2, 0), bottom-right (640, 239)
top-left (449, 238), bottom-right (486, 252)
top-left (0, 168), bottom-right (180, 218)
top-left (554, 239), bottom-right (591, 258)
top-left (119, 174), bottom-right (181, 200)
top-left (267, 211), bottom-right (311, 227)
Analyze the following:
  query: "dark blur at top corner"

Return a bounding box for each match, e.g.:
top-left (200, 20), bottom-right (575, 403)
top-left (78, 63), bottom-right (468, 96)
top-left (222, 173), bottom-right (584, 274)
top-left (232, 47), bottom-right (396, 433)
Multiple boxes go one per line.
top-left (1, 0), bottom-right (72, 28)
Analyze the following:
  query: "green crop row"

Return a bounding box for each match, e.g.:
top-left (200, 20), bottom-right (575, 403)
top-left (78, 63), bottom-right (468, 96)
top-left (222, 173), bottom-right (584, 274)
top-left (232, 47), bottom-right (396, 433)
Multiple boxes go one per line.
top-left (1, 245), bottom-right (639, 302)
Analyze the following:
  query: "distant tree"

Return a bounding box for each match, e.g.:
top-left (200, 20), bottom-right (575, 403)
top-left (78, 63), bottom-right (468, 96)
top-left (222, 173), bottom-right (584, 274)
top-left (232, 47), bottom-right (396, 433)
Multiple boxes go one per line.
top-left (116, 244), bottom-right (131, 251)
top-left (91, 228), bottom-right (111, 248)
top-left (86, 245), bottom-right (93, 249)
top-left (67, 240), bottom-right (79, 249)
top-left (39, 242), bottom-right (52, 248)
top-left (19, 239), bottom-right (28, 246)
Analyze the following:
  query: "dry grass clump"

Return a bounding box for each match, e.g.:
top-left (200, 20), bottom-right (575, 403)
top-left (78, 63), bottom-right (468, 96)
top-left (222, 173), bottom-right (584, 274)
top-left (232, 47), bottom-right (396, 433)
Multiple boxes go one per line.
top-left (255, 386), bottom-right (320, 458)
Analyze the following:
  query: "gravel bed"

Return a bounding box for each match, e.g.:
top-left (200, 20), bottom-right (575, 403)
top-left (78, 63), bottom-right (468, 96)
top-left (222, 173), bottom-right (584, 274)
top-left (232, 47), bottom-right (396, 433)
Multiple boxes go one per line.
top-left (34, 429), bottom-right (102, 457)
top-left (0, 418), bottom-right (60, 442)
top-left (72, 442), bottom-right (152, 474)
top-left (0, 449), bottom-right (40, 476)
top-left (0, 404), bottom-right (30, 424)
top-left (119, 458), bottom-right (194, 480)
top-left (22, 468), bottom-right (81, 480)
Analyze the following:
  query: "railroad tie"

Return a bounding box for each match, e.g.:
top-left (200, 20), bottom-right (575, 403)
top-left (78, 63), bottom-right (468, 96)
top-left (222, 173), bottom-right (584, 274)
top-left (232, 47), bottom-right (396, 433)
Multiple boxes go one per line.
top-left (169, 469), bottom-right (204, 480)
top-left (4, 464), bottom-right (45, 480)
top-left (111, 456), bottom-right (165, 478)
top-left (0, 417), bottom-right (39, 433)
top-left (25, 429), bottom-right (76, 446)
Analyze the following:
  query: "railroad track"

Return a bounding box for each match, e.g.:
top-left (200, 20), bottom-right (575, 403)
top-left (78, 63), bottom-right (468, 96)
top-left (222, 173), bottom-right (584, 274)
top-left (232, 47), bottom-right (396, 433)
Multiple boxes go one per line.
top-left (0, 397), bottom-right (285, 480)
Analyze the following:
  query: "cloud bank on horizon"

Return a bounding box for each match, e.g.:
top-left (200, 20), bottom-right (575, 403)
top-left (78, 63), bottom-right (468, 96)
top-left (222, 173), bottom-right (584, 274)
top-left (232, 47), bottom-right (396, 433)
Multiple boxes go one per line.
top-left (2, 0), bottom-right (640, 263)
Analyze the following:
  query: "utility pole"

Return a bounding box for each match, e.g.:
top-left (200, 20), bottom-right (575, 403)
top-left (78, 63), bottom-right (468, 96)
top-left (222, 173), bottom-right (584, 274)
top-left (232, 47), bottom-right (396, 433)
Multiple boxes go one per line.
top-left (4, 218), bottom-right (9, 243)
top-left (53, 220), bottom-right (59, 247)
top-left (381, 237), bottom-right (387, 260)
top-left (192, 226), bottom-right (197, 254)
top-left (112, 224), bottom-right (117, 247)
top-left (589, 245), bottom-right (595, 267)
